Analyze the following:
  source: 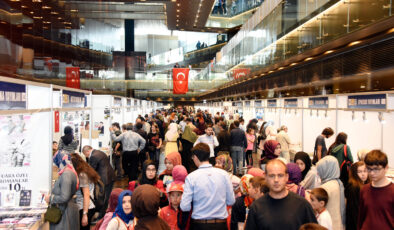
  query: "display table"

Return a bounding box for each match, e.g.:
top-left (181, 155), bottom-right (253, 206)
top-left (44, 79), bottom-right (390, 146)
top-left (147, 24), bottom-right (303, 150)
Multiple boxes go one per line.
top-left (0, 207), bottom-right (48, 230)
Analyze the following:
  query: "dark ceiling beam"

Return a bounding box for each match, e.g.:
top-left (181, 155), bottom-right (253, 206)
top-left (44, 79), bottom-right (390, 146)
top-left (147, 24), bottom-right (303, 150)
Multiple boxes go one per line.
top-left (78, 12), bottom-right (165, 20)
top-left (64, 3), bottom-right (165, 12)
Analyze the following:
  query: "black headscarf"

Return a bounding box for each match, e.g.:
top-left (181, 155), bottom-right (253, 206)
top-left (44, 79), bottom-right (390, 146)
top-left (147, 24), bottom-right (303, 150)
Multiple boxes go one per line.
top-left (138, 160), bottom-right (158, 186)
top-left (294, 151), bottom-right (312, 180)
top-left (61, 126), bottom-right (74, 145)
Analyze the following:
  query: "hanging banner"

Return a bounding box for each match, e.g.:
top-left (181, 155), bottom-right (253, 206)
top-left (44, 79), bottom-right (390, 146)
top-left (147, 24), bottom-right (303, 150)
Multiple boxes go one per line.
top-left (54, 111), bottom-right (60, 133)
top-left (348, 94), bottom-right (386, 109)
top-left (232, 68), bottom-right (250, 79)
top-left (66, 67), bottom-right (80, 89)
top-left (172, 68), bottom-right (189, 94)
top-left (284, 98), bottom-right (298, 108)
top-left (62, 90), bottom-right (85, 108)
top-left (267, 99), bottom-right (277, 107)
top-left (0, 82), bottom-right (27, 110)
top-left (309, 97), bottom-right (328, 108)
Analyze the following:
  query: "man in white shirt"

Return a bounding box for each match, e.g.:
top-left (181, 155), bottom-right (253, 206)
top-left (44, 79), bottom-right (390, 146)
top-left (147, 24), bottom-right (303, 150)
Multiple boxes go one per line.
top-left (194, 125), bottom-right (219, 165)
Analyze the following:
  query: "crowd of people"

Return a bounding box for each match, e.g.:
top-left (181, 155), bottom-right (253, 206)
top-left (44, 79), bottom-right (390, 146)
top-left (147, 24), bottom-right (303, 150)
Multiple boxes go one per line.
top-left (48, 107), bottom-right (393, 230)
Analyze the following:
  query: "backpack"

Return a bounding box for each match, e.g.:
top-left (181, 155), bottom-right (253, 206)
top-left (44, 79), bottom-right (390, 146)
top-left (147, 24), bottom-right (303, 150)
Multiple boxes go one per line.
top-left (339, 145), bottom-right (351, 186)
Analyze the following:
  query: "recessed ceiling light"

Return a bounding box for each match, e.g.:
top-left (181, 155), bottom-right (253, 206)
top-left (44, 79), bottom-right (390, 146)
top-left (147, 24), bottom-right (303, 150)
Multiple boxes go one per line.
top-left (304, 57), bottom-right (313, 61)
top-left (42, 6), bottom-right (51, 9)
top-left (21, 5), bottom-right (27, 8)
top-left (51, 11), bottom-right (58, 15)
top-left (324, 50), bottom-right (334, 54)
top-left (176, 15), bottom-right (179, 17)
top-left (176, 9), bottom-right (180, 12)
top-left (70, 9), bottom-right (78, 12)
top-left (177, 3), bottom-right (180, 6)
top-left (348, 41), bottom-right (361, 46)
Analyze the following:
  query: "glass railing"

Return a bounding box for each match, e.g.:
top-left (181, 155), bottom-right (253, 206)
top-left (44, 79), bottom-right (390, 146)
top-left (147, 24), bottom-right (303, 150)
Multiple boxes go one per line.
top-left (147, 47), bottom-right (184, 66)
top-left (211, 0), bottom-right (264, 18)
top-left (203, 0), bottom-right (393, 79)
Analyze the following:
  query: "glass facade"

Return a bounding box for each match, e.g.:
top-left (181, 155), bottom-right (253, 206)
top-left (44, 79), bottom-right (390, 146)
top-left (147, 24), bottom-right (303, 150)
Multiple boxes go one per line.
top-left (208, 0), bottom-right (393, 80)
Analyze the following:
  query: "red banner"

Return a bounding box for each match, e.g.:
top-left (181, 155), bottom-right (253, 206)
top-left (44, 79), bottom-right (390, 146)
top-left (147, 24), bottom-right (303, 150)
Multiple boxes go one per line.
top-left (54, 111), bottom-right (60, 133)
top-left (172, 68), bottom-right (189, 94)
top-left (232, 68), bottom-right (250, 79)
top-left (66, 67), bottom-right (80, 89)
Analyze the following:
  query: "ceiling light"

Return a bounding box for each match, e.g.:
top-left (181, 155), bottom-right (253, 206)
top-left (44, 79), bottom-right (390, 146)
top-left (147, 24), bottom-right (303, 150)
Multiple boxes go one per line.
top-left (171, 0), bottom-right (176, 2)
top-left (324, 50), bottom-right (334, 54)
top-left (176, 15), bottom-right (179, 17)
top-left (43, 21), bottom-right (51, 24)
top-left (177, 3), bottom-right (180, 6)
top-left (10, 0), bottom-right (20, 1)
top-left (348, 41), bottom-right (361, 46)
top-left (176, 9), bottom-right (180, 12)
top-left (304, 57), bottom-right (313, 61)
top-left (33, 16), bottom-right (43, 19)
top-left (21, 5), bottom-right (27, 8)
top-left (290, 63), bottom-right (297, 66)
top-left (176, 19), bottom-right (179, 22)
top-left (30, 11), bottom-right (34, 14)
top-left (176, 24), bottom-right (179, 26)
top-left (387, 28), bottom-right (394, 33)
top-left (57, 17), bottom-right (62, 20)
top-left (70, 9), bottom-right (78, 12)
top-left (42, 6), bottom-right (51, 9)
top-left (51, 11), bottom-right (58, 15)
top-left (32, 0), bottom-right (42, 2)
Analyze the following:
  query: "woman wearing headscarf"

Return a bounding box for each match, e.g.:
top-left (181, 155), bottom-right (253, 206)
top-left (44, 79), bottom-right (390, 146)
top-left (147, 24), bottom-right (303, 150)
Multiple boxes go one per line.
top-left (159, 152), bottom-right (182, 188)
top-left (215, 154), bottom-right (241, 194)
top-left (180, 125), bottom-right (198, 172)
top-left (316, 156), bottom-right (345, 230)
top-left (132, 185), bottom-right (170, 230)
top-left (58, 126), bottom-right (79, 154)
top-left (286, 163), bottom-right (306, 197)
top-left (230, 174), bottom-right (254, 230)
top-left (128, 160), bottom-right (168, 208)
top-left (171, 165), bottom-right (188, 185)
top-left (294, 151), bottom-right (320, 190)
top-left (95, 188), bottom-right (123, 230)
top-left (194, 113), bottom-right (206, 136)
top-left (260, 140), bottom-right (281, 172)
top-left (106, 190), bottom-right (134, 230)
top-left (165, 123), bottom-right (179, 156)
top-left (46, 152), bottom-right (80, 230)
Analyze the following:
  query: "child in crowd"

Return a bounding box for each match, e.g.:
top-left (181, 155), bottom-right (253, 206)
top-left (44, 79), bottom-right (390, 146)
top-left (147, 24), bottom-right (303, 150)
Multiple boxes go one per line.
top-left (345, 161), bottom-right (369, 230)
top-left (231, 174), bottom-right (254, 230)
top-left (159, 152), bottom-right (182, 188)
top-left (309, 188), bottom-right (332, 230)
top-left (248, 176), bottom-right (268, 200)
top-left (159, 183), bottom-right (184, 230)
top-left (245, 128), bottom-right (255, 167)
top-left (358, 150), bottom-right (393, 230)
top-left (95, 188), bottom-right (123, 230)
top-left (106, 190), bottom-right (134, 230)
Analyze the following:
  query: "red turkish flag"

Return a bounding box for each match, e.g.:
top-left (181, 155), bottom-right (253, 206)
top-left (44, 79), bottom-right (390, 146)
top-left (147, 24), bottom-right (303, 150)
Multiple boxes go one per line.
top-left (66, 67), bottom-right (80, 89)
top-left (232, 68), bottom-right (250, 79)
top-left (173, 68), bottom-right (189, 94)
top-left (54, 111), bottom-right (60, 133)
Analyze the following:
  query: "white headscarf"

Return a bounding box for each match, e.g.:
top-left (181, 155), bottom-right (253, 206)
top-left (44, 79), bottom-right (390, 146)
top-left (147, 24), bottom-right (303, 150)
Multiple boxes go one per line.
top-left (166, 123), bottom-right (179, 141)
top-left (316, 156), bottom-right (345, 225)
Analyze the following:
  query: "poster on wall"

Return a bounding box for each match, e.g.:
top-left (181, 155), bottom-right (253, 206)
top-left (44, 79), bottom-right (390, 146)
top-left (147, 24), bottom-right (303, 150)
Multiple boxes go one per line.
top-left (0, 115), bottom-right (32, 206)
top-left (54, 111), bottom-right (60, 133)
top-left (0, 82), bottom-right (27, 110)
top-left (0, 113), bottom-right (50, 208)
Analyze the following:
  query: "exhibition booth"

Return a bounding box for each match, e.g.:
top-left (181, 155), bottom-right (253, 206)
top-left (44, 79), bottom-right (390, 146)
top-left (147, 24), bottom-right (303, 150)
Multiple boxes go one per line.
top-left (196, 92), bottom-right (394, 167)
top-left (0, 77), bottom-right (53, 229)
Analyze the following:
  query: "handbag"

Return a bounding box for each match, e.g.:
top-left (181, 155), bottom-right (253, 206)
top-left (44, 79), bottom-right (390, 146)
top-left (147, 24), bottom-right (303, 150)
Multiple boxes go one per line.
top-left (44, 204), bottom-right (62, 224)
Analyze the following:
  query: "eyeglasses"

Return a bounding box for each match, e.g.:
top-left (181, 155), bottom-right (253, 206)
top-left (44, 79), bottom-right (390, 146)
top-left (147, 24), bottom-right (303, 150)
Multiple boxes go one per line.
top-left (366, 167), bottom-right (383, 173)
